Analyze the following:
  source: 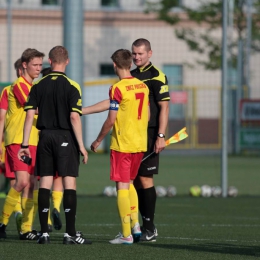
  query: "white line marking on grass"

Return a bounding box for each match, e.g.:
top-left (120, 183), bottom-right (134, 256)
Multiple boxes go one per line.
top-left (161, 236), bottom-right (260, 243)
top-left (78, 223), bottom-right (260, 228)
top-left (49, 232), bottom-right (110, 237)
top-left (204, 224), bottom-right (260, 227)
top-left (79, 224), bottom-right (120, 226)
top-left (83, 234), bottom-right (111, 237)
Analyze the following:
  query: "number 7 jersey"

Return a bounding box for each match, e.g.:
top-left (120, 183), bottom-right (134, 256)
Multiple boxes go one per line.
top-left (109, 76), bottom-right (149, 153)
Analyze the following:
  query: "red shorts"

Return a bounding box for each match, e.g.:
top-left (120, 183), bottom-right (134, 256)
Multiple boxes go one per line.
top-left (6, 144), bottom-right (37, 175)
top-left (110, 150), bottom-right (144, 183)
top-left (4, 151), bottom-right (15, 179)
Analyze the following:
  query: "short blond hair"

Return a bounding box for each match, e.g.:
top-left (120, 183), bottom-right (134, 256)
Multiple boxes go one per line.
top-left (49, 46), bottom-right (69, 64)
top-left (132, 38), bottom-right (151, 52)
top-left (111, 49), bottom-right (132, 69)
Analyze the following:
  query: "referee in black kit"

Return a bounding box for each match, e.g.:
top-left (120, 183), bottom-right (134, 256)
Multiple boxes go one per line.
top-left (18, 46), bottom-right (91, 245)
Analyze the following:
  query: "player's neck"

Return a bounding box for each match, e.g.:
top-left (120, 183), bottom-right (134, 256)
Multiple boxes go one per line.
top-left (137, 61), bottom-right (150, 70)
top-left (22, 73), bottom-right (34, 84)
top-left (51, 64), bottom-right (66, 73)
top-left (117, 69), bottom-right (131, 80)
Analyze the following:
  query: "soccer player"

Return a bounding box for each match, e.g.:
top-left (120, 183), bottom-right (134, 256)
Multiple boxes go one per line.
top-left (0, 58), bottom-right (23, 233)
top-left (83, 39), bottom-right (170, 242)
top-left (131, 38), bottom-right (170, 242)
top-left (0, 49), bottom-right (45, 241)
top-left (18, 45), bottom-right (91, 245)
top-left (90, 49), bottom-right (149, 245)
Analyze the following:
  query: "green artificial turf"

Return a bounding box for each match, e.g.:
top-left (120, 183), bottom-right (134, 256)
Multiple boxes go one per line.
top-left (0, 154), bottom-right (259, 259)
top-left (0, 196), bottom-right (259, 260)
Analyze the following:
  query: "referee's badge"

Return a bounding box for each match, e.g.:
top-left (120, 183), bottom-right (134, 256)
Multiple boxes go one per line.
top-left (159, 85), bottom-right (169, 94)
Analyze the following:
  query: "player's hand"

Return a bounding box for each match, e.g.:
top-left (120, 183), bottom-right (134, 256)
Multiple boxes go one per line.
top-left (79, 146), bottom-right (88, 164)
top-left (90, 139), bottom-right (101, 153)
top-left (154, 137), bottom-right (166, 154)
top-left (17, 148), bottom-right (31, 161)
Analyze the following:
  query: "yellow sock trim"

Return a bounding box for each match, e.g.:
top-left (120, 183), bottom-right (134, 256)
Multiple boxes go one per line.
top-left (1, 187), bottom-right (21, 225)
top-left (48, 205), bottom-right (52, 225)
top-left (52, 191), bottom-right (63, 212)
top-left (117, 189), bottom-right (131, 237)
top-left (129, 184), bottom-right (139, 228)
top-left (21, 198), bottom-right (34, 233)
top-left (32, 190), bottom-right (38, 224)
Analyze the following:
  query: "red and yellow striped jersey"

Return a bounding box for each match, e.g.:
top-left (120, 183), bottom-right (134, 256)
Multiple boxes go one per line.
top-left (109, 76), bottom-right (149, 153)
top-left (5, 76), bottom-right (38, 146)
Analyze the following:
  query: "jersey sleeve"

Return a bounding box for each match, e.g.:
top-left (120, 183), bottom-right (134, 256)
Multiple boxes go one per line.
top-left (0, 88), bottom-right (9, 110)
top-left (152, 76), bottom-right (170, 102)
top-left (109, 85), bottom-right (122, 103)
top-left (69, 85), bottom-right (82, 115)
top-left (109, 85), bottom-right (122, 111)
top-left (13, 81), bottom-right (30, 106)
top-left (24, 85), bottom-right (37, 111)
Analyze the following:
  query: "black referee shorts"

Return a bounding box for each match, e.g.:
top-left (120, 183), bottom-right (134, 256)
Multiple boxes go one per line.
top-left (138, 127), bottom-right (159, 176)
top-left (36, 129), bottom-right (80, 177)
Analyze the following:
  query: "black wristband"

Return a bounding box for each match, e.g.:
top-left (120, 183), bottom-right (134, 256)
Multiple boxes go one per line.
top-left (157, 133), bottom-right (165, 138)
top-left (21, 144), bottom-right (29, 149)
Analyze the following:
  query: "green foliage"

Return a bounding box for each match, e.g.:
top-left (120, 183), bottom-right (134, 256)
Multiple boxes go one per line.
top-left (145, 0), bottom-right (260, 70)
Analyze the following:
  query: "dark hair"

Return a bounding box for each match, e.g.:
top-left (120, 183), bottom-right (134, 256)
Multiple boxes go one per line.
top-left (111, 49), bottom-right (132, 69)
top-left (21, 48), bottom-right (45, 64)
top-left (41, 67), bottom-right (52, 77)
top-left (49, 46), bottom-right (69, 64)
top-left (14, 58), bottom-right (22, 70)
top-left (132, 38), bottom-right (151, 51)
top-left (14, 58), bottom-right (23, 77)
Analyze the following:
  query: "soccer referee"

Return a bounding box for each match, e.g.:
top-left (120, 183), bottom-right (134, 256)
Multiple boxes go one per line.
top-left (18, 46), bottom-right (91, 245)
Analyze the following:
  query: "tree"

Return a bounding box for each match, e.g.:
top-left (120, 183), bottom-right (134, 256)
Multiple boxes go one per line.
top-left (145, 0), bottom-right (260, 71)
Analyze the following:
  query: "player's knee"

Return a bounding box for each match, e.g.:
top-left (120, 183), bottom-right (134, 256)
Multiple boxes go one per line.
top-left (15, 179), bottom-right (29, 191)
top-left (139, 176), bottom-right (154, 188)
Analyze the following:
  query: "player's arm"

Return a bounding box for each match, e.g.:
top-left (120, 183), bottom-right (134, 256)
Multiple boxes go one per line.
top-left (0, 88), bottom-right (9, 157)
top-left (13, 82), bottom-right (30, 106)
top-left (0, 109), bottom-right (6, 158)
top-left (90, 109), bottom-right (117, 153)
top-left (18, 85), bottom-right (38, 160)
top-left (82, 99), bottom-right (110, 115)
top-left (155, 100), bottom-right (169, 153)
top-left (18, 109), bottom-right (36, 160)
top-left (69, 86), bottom-right (88, 164)
top-left (70, 111), bottom-right (88, 164)
top-left (152, 77), bottom-right (170, 154)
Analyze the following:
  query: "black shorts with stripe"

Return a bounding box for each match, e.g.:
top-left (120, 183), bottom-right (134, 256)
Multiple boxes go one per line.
top-left (36, 129), bottom-right (80, 177)
top-left (137, 127), bottom-right (159, 176)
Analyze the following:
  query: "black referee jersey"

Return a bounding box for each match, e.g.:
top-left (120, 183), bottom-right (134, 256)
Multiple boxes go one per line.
top-left (131, 62), bottom-right (170, 128)
top-left (24, 71), bottom-right (82, 131)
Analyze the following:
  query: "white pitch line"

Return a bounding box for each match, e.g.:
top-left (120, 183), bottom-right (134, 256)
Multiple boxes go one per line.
top-left (77, 223), bottom-right (260, 228)
top-left (79, 223), bottom-right (120, 226)
top-left (157, 236), bottom-right (260, 243)
top-left (208, 224), bottom-right (260, 227)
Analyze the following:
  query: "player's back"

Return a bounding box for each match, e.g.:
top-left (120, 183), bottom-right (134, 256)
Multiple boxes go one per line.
top-left (110, 77), bottom-right (149, 153)
top-left (29, 72), bottom-right (81, 131)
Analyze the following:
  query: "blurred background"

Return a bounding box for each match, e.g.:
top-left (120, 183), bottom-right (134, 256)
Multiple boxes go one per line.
top-left (0, 0), bottom-right (259, 196)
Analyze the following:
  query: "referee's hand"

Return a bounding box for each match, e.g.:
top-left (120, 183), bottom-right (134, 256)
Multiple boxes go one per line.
top-left (79, 146), bottom-right (88, 164)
